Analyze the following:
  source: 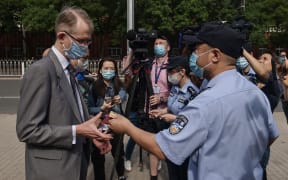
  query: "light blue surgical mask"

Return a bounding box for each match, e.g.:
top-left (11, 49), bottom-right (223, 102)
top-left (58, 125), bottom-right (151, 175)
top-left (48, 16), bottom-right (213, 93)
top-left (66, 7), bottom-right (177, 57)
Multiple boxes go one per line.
top-left (64, 40), bottom-right (88, 60)
top-left (236, 56), bottom-right (249, 70)
top-left (101, 70), bottom-right (115, 80)
top-left (154, 44), bottom-right (166, 57)
top-left (278, 55), bottom-right (286, 65)
top-left (189, 51), bottom-right (212, 78)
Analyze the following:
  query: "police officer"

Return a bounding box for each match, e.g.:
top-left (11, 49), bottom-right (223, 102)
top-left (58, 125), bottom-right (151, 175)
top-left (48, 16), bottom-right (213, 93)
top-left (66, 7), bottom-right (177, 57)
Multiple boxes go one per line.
top-left (150, 56), bottom-right (199, 180)
top-left (108, 22), bottom-right (279, 180)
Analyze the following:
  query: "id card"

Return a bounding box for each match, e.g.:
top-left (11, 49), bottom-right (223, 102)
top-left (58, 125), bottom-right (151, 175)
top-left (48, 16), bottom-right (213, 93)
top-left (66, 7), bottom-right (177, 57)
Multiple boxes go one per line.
top-left (153, 85), bottom-right (160, 94)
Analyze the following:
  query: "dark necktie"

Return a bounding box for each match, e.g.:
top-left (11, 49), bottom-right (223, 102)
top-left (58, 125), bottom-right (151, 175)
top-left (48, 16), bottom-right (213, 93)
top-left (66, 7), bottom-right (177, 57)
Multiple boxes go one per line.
top-left (67, 64), bottom-right (80, 108)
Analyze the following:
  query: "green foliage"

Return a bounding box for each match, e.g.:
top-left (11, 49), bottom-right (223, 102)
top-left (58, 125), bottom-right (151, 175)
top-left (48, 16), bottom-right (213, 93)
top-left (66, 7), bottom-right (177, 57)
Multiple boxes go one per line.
top-left (0, 0), bottom-right (288, 50)
top-left (245, 0), bottom-right (288, 48)
top-left (22, 5), bottom-right (58, 32)
top-left (0, 0), bottom-right (25, 32)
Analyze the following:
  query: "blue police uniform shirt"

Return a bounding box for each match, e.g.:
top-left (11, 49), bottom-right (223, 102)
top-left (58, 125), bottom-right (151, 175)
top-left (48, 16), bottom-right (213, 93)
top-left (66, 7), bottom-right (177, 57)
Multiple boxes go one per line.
top-left (155, 69), bottom-right (279, 180)
top-left (168, 79), bottom-right (199, 115)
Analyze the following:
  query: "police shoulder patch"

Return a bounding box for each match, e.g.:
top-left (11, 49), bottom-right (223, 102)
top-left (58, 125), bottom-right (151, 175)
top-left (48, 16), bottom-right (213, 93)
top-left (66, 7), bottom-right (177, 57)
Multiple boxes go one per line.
top-left (169, 115), bottom-right (188, 135)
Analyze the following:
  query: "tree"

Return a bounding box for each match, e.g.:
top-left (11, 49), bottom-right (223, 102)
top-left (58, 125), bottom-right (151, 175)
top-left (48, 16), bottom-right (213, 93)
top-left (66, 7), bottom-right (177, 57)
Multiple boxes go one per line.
top-left (245, 0), bottom-right (288, 49)
top-left (1, 0), bottom-right (288, 58)
top-left (0, 0), bottom-right (25, 32)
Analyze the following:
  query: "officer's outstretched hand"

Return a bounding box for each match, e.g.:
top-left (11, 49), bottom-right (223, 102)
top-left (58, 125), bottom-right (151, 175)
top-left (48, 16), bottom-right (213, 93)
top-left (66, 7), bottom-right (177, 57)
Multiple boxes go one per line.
top-left (160, 113), bottom-right (176, 123)
top-left (108, 112), bottom-right (132, 134)
top-left (76, 112), bottom-right (113, 141)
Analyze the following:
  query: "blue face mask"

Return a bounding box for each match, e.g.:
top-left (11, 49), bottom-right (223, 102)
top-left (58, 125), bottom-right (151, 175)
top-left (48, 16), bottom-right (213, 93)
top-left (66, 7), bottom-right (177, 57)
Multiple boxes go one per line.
top-left (189, 51), bottom-right (212, 78)
top-left (236, 56), bottom-right (249, 70)
top-left (278, 55), bottom-right (286, 65)
top-left (154, 45), bottom-right (166, 57)
top-left (64, 41), bottom-right (88, 60)
top-left (101, 70), bottom-right (115, 80)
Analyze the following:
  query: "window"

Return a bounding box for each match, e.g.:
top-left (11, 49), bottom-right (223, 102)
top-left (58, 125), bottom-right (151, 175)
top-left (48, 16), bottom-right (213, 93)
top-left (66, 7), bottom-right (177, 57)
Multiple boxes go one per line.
top-left (108, 47), bottom-right (122, 58)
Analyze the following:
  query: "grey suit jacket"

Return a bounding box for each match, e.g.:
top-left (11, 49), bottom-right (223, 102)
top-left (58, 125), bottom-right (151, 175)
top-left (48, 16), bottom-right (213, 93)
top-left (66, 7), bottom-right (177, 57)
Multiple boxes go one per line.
top-left (16, 50), bottom-right (90, 180)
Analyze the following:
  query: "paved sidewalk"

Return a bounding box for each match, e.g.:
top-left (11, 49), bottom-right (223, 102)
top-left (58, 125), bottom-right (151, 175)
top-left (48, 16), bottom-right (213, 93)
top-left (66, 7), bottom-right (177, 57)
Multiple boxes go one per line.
top-left (0, 112), bottom-right (287, 180)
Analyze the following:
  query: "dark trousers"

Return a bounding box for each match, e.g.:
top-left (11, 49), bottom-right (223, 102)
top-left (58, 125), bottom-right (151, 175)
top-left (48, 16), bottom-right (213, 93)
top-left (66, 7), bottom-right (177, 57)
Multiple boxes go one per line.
top-left (125, 112), bottom-right (140, 160)
top-left (80, 141), bottom-right (90, 180)
top-left (91, 133), bottom-right (125, 180)
top-left (166, 158), bottom-right (189, 180)
top-left (260, 147), bottom-right (270, 180)
top-left (281, 99), bottom-right (288, 123)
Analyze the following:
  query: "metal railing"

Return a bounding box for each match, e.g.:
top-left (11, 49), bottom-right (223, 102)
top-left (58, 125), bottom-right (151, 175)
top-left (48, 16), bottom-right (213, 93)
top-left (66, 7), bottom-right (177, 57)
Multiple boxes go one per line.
top-left (0, 59), bottom-right (124, 77)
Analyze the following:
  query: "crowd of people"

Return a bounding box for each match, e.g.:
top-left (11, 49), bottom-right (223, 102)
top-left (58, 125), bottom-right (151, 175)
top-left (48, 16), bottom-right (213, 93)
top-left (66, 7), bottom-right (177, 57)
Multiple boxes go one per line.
top-left (15, 5), bottom-right (288, 180)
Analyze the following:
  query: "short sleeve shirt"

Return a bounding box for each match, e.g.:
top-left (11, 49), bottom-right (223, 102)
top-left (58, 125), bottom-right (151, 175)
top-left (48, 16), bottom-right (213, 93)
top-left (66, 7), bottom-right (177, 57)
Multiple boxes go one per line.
top-left (168, 80), bottom-right (199, 115)
top-left (156, 69), bottom-right (279, 180)
top-left (150, 58), bottom-right (169, 109)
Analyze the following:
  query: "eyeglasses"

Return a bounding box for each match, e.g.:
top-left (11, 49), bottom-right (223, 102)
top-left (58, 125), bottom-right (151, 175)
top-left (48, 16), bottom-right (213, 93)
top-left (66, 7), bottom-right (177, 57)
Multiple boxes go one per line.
top-left (64, 31), bottom-right (92, 46)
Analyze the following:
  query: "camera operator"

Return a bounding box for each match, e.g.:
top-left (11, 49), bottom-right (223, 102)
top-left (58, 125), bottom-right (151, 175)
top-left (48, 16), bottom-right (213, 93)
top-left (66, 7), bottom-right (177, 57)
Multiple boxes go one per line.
top-left (124, 34), bottom-right (171, 179)
top-left (147, 35), bottom-right (171, 180)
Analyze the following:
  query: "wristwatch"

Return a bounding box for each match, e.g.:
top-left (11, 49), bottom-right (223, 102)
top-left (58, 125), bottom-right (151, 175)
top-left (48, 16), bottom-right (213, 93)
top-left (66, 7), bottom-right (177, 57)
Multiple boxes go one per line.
top-left (160, 96), bottom-right (165, 104)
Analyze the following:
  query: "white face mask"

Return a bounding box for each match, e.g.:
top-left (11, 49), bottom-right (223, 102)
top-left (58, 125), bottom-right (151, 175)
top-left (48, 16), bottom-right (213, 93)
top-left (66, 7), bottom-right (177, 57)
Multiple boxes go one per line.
top-left (168, 72), bottom-right (182, 85)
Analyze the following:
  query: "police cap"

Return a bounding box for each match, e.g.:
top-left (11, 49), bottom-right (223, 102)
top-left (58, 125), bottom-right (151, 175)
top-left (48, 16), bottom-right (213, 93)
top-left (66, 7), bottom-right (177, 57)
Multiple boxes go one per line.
top-left (166, 56), bottom-right (189, 71)
top-left (193, 22), bottom-right (245, 59)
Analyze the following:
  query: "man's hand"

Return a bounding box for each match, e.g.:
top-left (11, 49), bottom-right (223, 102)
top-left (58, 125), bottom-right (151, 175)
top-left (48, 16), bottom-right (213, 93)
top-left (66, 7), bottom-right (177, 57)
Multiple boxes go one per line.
top-left (113, 95), bottom-right (122, 104)
top-left (76, 112), bottom-right (112, 141)
top-left (108, 113), bottom-right (132, 134)
top-left (149, 95), bottom-right (160, 106)
top-left (92, 139), bottom-right (112, 154)
top-left (101, 100), bottom-right (114, 111)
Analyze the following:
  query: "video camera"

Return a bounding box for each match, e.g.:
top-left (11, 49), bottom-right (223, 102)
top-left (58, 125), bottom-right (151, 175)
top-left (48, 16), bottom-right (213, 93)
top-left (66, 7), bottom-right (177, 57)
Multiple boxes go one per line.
top-left (127, 28), bottom-right (157, 60)
top-left (178, 25), bottom-right (201, 51)
top-left (231, 16), bottom-right (253, 40)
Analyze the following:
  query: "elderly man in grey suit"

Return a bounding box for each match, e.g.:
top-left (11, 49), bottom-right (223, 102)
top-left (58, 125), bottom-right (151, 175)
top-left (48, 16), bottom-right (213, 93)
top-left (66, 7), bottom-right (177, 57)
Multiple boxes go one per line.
top-left (16, 6), bottom-right (112, 180)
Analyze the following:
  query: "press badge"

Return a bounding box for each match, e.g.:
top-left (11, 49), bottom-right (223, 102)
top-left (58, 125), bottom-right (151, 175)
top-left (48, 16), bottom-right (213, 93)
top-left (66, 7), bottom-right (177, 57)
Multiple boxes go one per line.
top-left (169, 115), bottom-right (188, 135)
top-left (153, 85), bottom-right (160, 94)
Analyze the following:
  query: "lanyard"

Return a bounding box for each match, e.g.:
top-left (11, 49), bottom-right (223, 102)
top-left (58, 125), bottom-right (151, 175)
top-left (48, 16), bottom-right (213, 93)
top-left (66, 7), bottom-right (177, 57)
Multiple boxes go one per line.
top-left (154, 61), bottom-right (165, 84)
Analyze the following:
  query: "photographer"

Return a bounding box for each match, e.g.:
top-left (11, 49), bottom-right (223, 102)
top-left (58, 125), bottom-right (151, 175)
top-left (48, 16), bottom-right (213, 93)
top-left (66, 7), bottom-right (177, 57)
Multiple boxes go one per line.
top-left (88, 58), bottom-right (127, 180)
